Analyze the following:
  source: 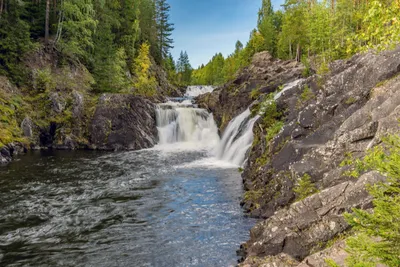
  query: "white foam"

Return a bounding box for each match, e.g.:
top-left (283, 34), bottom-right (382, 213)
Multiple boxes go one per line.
top-left (185, 85), bottom-right (215, 97)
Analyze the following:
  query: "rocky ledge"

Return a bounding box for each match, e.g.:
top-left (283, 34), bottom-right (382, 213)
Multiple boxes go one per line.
top-left (201, 48), bottom-right (400, 266)
top-left (89, 94), bottom-right (158, 151)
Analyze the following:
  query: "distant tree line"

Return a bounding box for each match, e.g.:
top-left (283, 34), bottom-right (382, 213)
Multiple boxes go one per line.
top-left (191, 0), bottom-right (400, 85)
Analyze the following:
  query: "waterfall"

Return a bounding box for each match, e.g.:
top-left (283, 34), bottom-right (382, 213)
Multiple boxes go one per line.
top-left (155, 86), bottom-right (258, 167)
top-left (185, 86), bottom-right (215, 98)
top-left (215, 109), bottom-right (259, 166)
top-left (156, 101), bottom-right (220, 148)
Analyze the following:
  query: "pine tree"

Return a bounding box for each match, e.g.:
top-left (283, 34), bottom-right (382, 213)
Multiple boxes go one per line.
top-left (0, 0), bottom-right (33, 83)
top-left (57, 0), bottom-right (97, 61)
top-left (92, 20), bottom-right (129, 93)
top-left (164, 53), bottom-right (176, 82)
top-left (155, 0), bottom-right (174, 62)
top-left (345, 135), bottom-right (400, 266)
top-left (139, 0), bottom-right (159, 63)
top-left (177, 50), bottom-right (192, 85)
top-left (234, 40), bottom-right (243, 55)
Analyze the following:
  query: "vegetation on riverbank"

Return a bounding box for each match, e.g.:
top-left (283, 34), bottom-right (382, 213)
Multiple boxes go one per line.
top-left (191, 0), bottom-right (400, 86)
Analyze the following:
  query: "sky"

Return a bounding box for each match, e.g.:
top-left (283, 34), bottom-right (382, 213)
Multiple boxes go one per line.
top-left (169, 0), bottom-right (284, 68)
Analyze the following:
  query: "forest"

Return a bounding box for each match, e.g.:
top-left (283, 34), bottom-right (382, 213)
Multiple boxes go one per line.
top-left (191, 0), bottom-right (400, 85)
top-left (3, 0), bottom-right (399, 90)
top-left (0, 0), bottom-right (195, 94)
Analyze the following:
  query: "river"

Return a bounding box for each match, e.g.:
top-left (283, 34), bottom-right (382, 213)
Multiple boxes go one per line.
top-left (0, 86), bottom-right (258, 267)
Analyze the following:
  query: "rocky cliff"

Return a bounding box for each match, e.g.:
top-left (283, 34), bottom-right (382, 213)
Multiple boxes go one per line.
top-left (200, 48), bottom-right (400, 266)
top-left (0, 48), bottom-right (168, 163)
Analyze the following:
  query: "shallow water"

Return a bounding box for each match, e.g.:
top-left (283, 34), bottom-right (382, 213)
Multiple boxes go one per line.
top-left (0, 148), bottom-right (255, 267)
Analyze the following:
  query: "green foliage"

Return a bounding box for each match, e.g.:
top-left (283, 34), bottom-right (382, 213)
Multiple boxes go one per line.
top-left (133, 42), bottom-right (157, 97)
top-left (297, 84), bottom-right (315, 107)
top-left (344, 135), bottom-right (400, 267)
top-left (0, 91), bottom-right (26, 147)
top-left (293, 173), bottom-right (318, 201)
top-left (250, 87), bottom-right (261, 100)
top-left (0, 2), bottom-right (33, 84)
top-left (91, 18), bottom-right (129, 92)
top-left (155, 0), bottom-right (174, 62)
top-left (265, 121), bottom-right (283, 144)
top-left (57, 0), bottom-right (97, 61)
top-left (345, 96), bottom-right (357, 105)
top-left (324, 258), bottom-right (341, 267)
top-left (176, 50), bottom-right (192, 85)
top-left (34, 68), bottom-right (56, 93)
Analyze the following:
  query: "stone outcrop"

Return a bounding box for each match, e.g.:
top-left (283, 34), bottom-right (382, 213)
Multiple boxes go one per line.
top-left (0, 143), bottom-right (26, 164)
top-left (89, 94), bottom-right (158, 150)
top-left (242, 47), bottom-right (400, 218)
top-left (197, 51), bottom-right (305, 130)
top-left (239, 171), bottom-right (384, 265)
top-left (0, 45), bottom-right (172, 162)
top-left (236, 47), bottom-right (400, 265)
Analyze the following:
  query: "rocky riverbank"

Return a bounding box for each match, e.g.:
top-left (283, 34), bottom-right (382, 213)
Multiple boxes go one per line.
top-left (0, 48), bottom-right (180, 164)
top-left (198, 48), bottom-right (400, 266)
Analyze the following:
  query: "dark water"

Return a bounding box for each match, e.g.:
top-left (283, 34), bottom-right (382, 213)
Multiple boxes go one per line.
top-left (0, 148), bottom-right (255, 267)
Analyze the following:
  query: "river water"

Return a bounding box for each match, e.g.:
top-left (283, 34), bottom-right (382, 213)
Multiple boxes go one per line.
top-left (0, 87), bottom-right (258, 267)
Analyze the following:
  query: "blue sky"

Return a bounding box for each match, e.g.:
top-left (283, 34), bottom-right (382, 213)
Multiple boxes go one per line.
top-left (169, 0), bottom-right (284, 68)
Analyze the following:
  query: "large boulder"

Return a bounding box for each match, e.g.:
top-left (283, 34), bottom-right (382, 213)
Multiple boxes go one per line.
top-left (89, 94), bottom-right (158, 150)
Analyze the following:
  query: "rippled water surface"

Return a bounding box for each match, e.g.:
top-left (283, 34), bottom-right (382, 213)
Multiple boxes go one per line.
top-left (0, 148), bottom-right (255, 267)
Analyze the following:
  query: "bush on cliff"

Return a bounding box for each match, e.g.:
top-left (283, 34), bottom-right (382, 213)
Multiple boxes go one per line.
top-left (345, 135), bottom-right (400, 267)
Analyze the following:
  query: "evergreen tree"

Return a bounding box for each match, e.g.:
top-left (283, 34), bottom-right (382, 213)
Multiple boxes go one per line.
top-left (177, 50), bottom-right (192, 85)
top-left (56, 0), bottom-right (97, 61)
top-left (234, 40), bottom-right (243, 55)
top-left (139, 0), bottom-right (159, 63)
top-left (0, 0), bottom-right (33, 83)
top-left (345, 135), bottom-right (400, 266)
top-left (155, 0), bottom-right (174, 62)
top-left (92, 21), bottom-right (129, 93)
top-left (164, 53), bottom-right (176, 82)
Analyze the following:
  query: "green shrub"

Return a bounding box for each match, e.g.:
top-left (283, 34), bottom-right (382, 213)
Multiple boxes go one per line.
top-left (35, 68), bottom-right (56, 92)
top-left (293, 173), bottom-right (318, 201)
top-left (344, 135), bottom-right (400, 267)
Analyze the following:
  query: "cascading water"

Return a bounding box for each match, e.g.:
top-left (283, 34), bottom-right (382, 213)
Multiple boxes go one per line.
top-left (185, 85), bottom-right (215, 97)
top-left (215, 109), bottom-right (259, 166)
top-left (156, 100), bottom-right (220, 148)
top-left (155, 85), bottom-right (259, 166)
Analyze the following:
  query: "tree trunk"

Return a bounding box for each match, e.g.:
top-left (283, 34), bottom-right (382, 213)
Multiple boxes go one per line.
top-left (0, 0), bottom-right (3, 17)
top-left (45, 0), bottom-right (50, 45)
top-left (296, 43), bottom-right (301, 62)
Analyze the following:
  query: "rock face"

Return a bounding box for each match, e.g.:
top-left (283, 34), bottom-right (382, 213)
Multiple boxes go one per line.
top-left (89, 94), bottom-right (158, 150)
top-left (239, 171), bottom-right (384, 266)
top-left (237, 47), bottom-right (400, 265)
top-left (0, 143), bottom-right (26, 164)
top-left (197, 51), bottom-right (305, 130)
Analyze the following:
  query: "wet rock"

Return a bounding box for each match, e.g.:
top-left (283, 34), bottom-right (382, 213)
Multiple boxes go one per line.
top-left (89, 94), bottom-right (158, 150)
top-left (0, 142), bottom-right (27, 164)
